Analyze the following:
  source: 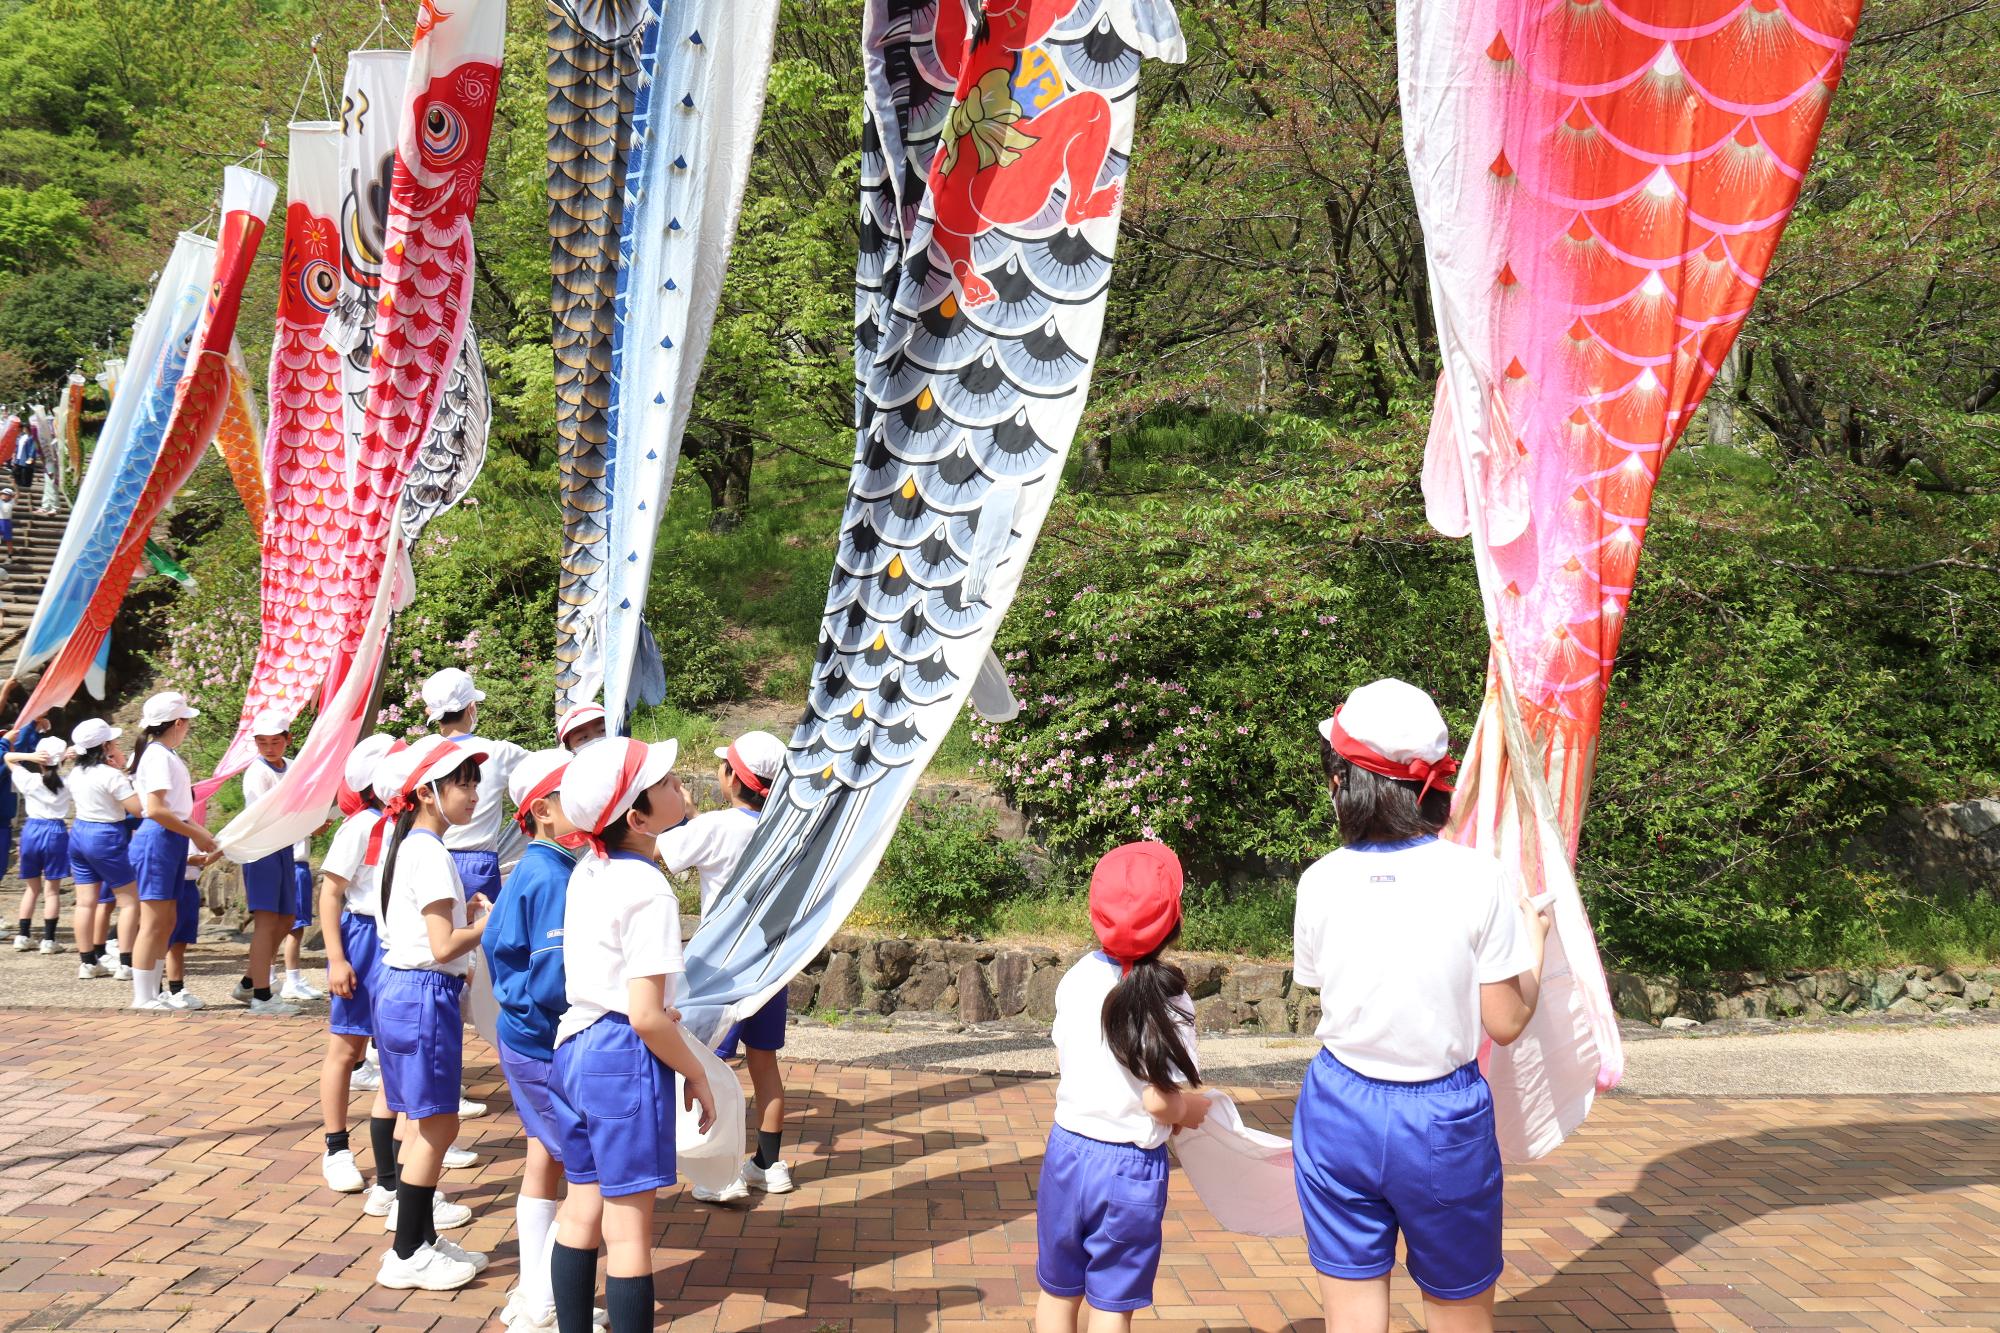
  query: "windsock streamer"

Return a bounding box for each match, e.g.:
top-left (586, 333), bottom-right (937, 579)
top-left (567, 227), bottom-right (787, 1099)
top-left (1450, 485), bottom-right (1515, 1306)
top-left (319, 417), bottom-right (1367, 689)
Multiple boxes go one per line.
top-left (216, 340), bottom-right (268, 532)
top-left (546, 0), bottom-right (648, 709)
top-left (676, 0), bottom-right (1187, 1042)
top-left (17, 165), bottom-right (277, 724)
top-left (205, 121), bottom-right (352, 789)
top-left (595, 0), bottom-right (780, 724)
top-left (1401, 0), bottom-right (1866, 1159)
top-left (11, 232), bottom-right (217, 681)
top-left (328, 0), bottom-right (507, 697)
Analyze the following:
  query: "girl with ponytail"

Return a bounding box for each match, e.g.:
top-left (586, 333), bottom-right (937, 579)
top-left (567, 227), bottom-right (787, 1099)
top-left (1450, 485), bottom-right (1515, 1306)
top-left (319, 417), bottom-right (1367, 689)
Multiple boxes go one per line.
top-left (369, 734), bottom-right (492, 1293)
top-left (1035, 841), bottom-right (1208, 1333)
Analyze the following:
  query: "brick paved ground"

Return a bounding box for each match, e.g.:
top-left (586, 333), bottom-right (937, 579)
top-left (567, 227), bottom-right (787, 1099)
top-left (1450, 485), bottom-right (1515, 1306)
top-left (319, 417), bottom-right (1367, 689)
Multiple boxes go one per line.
top-left (1, 1011), bottom-right (1998, 1331)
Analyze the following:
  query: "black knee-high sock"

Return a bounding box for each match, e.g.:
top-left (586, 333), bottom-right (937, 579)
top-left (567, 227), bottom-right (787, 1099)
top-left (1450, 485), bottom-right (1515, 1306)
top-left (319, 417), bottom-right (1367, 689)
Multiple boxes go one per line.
top-left (16, 918), bottom-right (27, 938)
top-left (41, 919), bottom-right (56, 941)
top-left (369, 1116), bottom-right (399, 1190)
top-left (392, 1181), bottom-right (432, 1260)
top-left (604, 1273), bottom-right (654, 1333)
top-left (551, 1242), bottom-right (599, 1333)
top-left (118, 950), bottom-right (131, 967)
top-left (754, 1129), bottom-right (782, 1170)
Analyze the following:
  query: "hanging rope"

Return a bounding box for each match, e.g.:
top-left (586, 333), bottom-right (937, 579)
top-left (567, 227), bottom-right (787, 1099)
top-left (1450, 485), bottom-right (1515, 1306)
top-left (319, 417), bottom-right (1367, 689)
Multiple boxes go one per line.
top-left (358, 1), bottom-right (411, 51)
top-left (289, 33), bottom-right (337, 123)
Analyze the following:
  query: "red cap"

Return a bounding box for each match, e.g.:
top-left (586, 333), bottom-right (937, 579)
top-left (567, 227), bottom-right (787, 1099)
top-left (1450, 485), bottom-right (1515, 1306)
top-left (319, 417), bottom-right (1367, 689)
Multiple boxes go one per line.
top-left (1089, 841), bottom-right (1185, 973)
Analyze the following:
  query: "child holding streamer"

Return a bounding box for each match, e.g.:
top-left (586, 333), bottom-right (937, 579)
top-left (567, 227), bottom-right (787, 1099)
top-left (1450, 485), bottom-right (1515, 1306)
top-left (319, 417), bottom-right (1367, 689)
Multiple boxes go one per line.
top-left (663, 729), bottom-right (793, 1203)
top-left (9, 737), bottom-right (72, 954)
top-left (548, 737), bottom-right (717, 1333)
top-left (127, 692), bottom-right (217, 1011)
top-left (1291, 679), bottom-right (1550, 1333)
top-left (1035, 841), bottom-right (1208, 1333)
top-left (316, 732), bottom-right (400, 1197)
top-left (371, 734), bottom-right (492, 1292)
top-left (63, 718), bottom-right (140, 980)
top-left (484, 747), bottom-right (585, 1331)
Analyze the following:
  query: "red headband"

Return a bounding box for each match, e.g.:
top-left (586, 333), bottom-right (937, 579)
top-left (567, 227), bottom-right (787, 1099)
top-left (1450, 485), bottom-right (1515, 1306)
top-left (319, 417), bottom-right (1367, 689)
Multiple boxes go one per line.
top-left (514, 762), bottom-right (569, 835)
top-left (581, 740), bottom-right (651, 859)
top-left (1326, 710), bottom-right (1458, 800)
top-left (364, 742), bottom-right (478, 866)
top-left (723, 743), bottom-right (770, 796)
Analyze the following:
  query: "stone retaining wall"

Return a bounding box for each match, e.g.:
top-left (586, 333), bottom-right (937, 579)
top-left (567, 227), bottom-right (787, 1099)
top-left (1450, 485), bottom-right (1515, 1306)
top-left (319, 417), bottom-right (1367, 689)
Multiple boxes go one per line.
top-left (783, 931), bottom-right (2000, 1030)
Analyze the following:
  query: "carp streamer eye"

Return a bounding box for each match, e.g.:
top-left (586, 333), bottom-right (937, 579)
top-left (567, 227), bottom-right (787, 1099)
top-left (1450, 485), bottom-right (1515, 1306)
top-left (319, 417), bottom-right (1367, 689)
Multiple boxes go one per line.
top-left (422, 104), bottom-right (466, 164)
top-left (299, 257), bottom-right (339, 313)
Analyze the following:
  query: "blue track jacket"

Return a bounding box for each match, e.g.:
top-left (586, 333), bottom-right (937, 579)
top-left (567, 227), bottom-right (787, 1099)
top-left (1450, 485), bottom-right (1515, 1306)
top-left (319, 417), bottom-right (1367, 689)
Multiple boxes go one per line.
top-left (482, 838), bottom-right (577, 1062)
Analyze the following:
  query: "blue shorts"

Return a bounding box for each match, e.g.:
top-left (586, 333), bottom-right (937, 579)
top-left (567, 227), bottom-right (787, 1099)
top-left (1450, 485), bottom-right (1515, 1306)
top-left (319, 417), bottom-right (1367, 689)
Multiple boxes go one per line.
top-left (373, 968), bottom-right (465, 1120)
top-left (0, 818), bottom-right (12, 879)
top-left (1292, 1050), bottom-right (1504, 1301)
top-left (716, 988), bottom-right (788, 1058)
top-left (170, 877), bottom-right (201, 946)
top-left (330, 913), bottom-right (380, 1038)
top-left (1, 519), bottom-right (15, 543)
top-left (450, 848), bottom-right (501, 904)
top-left (1036, 1125), bottom-right (1170, 1312)
top-left (498, 1038), bottom-right (565, 1163)
top-left (291, 860), bottom-right (314, 931)
top-left (550, 1015), bottom-right (676, 1196)
top-left (20, 818), bottom-right (68, 881)
top-left (131, 820), bottom-right (189, 903)
top-left (241, 846), bottom-right (295, 915)
top-left (70, 819), bottom-right (133, 889)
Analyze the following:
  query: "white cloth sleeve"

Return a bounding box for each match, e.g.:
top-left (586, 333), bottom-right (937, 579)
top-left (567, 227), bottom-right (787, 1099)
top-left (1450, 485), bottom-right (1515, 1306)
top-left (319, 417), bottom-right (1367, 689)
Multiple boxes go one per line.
top-left (1474, 867), bottom-right (1535, 984)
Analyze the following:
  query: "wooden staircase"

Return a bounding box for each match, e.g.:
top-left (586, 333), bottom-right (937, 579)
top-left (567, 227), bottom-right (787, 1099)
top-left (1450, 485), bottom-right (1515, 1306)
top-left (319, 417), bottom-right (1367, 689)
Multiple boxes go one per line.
top-left (0, 487), bottom-right (74, 680)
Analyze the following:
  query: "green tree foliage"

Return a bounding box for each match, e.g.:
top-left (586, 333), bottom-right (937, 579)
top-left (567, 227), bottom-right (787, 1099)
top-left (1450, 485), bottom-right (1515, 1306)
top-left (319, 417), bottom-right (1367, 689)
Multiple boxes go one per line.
top-left (0, 267), bottom-right (140, 379)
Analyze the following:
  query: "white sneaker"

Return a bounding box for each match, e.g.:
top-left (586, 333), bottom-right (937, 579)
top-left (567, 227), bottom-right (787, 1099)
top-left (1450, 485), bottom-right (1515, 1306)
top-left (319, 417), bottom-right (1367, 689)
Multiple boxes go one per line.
top-left (76, 962), bottom-right (96, 980)
top-left (281, 978), bottom-right (322, 1002)
top-left (742, 1158), bottom-right (795, 1194)
top-left (247, 996), bottom-right (301, 1017)
top-left (111, 963), bottom-right (132, 981)
top-left (231, 979), bottom-right (255, 1003)
top-left (323, 1150), bottom-right (365, 1193)
top-left (457, 1096), bottom-right (488, 1118)
top-left (443, 1143), bottom-right (478, 1170)
top-left (350, 1063), bottom-right (381, 1091)
top-left (500, 1288), bottom-right (607, 1329)
top-left (38, 939), bottom-right (59, 955)
top-left (166, 989), bottom-right (204, 1010)
top-left (362, 1184), bottom-right (395, 1216)
top-left (12, 934), bottom-right (28, 951)
top-left (432, 1235), bottom-right (489, 1272)
top-left (384, 1192), bottom-right (472, 1232)
top-left (692, 1171), bottom-right (750, 1204)
top-left (131, 996), bottom-right (175, 1013)
top-left (375, 1242), bottom-right (478, 1292)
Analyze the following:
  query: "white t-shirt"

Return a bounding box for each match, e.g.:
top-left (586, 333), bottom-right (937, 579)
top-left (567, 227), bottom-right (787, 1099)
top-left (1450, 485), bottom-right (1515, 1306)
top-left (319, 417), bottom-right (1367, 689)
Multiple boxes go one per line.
top-left (322, 808), bottom-right (381, 917)
top-left (1051, 951), bottom-right (1199, 1151)
top-left (66, 763), bottom-right (135, 823)
top-left (658, 807), bottom-right (759, 916)
top-left (438, 733), bottom-right (526, 853)
top-left (134, 743), bottom-right (193, 822)
top-left (556, 851), bottom-right (684, 1046)
top-left (241, 758), bottom-right (311, 861)
top-left (1293, 836), bottom-right (1534, 1082)
top-left (19, 771), bottom-right (72, 821)
top-left (379, 828), bottom-right (472, 974)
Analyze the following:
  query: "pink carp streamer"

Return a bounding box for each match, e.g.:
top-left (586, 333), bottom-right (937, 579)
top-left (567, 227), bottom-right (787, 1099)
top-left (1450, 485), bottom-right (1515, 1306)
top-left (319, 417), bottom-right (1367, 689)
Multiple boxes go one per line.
top-left (17, 166), bottom-right (278, 723)
top-left (203, 121), bottom-right (352, 792)
top-left (1402, 0), bottom-right (1865, 1158)
top-left (217, 0), bottom-right (506, 862)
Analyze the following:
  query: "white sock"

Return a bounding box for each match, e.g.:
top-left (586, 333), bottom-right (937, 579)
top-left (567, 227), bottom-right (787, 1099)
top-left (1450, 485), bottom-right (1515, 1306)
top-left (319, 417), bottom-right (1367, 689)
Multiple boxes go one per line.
top-left (515, 1195), bottom-right (560, 1313)
top-left (287, 969), bottom-right (304, 988)
top-left (133, 964), bottom-right (159, 1006)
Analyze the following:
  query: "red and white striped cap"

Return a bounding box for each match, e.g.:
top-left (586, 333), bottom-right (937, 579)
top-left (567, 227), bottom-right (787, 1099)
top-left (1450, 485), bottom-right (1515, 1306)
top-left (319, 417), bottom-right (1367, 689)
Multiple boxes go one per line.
top-left (1316, 678), bottom-right (1457, 797)
top-left (560, 737), bottom-right (678, 857)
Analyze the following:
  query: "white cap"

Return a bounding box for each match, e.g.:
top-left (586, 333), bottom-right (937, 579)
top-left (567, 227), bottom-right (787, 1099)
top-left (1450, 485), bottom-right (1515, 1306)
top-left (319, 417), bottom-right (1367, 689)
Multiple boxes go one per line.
top-left (508, 747), bottom-right (571, 811)
top-left (556, 702), bottom-right (606, 744)
top-left (386, 728), bottom-right (492, 800)
top-left (33, 737), bottom-right (69, 764)
top-left (71, 718), bottom-right (121, 751)
top-left (250, 708), bottom-right (293, 737)
top-left (714, 730), bottom-right (785, 791)
top-left (421, 667), bottom-right (485, 721)
top-left (560, 737), bottom-right (678, 843)
top-left (344, 732), bottom-right (401, 796)
top-left (140, 691), bottom-right (200, 728)
top-left (1317, 678), bottom-right (1451, 765)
